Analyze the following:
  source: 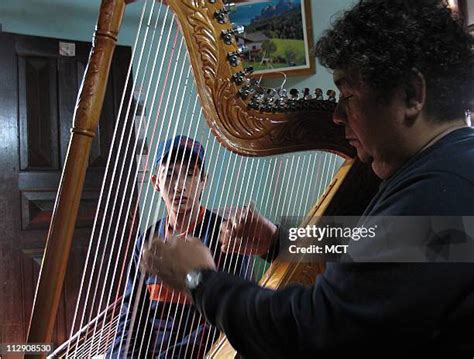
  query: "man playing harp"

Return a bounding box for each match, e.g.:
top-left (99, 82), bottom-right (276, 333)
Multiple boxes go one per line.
top-left (141, 0), bottom-right (474, 357)
top-left (107, 136), bottom-right (250, 358)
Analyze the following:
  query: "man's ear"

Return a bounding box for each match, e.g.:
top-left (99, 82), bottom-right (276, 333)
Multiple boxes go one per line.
top-left (404, 70), bottom-right (426, 121)
top-left (151, 175), bottom-right (160, 192)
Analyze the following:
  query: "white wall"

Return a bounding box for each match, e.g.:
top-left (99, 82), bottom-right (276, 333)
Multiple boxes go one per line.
top-left (0, 0), bottom-right (352, 233)
top-left (0, 0), bottom-right (354, 94)
top-left (468, 0), bottom-right (474, 25)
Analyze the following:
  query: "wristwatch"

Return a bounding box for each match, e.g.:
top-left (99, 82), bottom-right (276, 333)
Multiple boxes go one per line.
top-left (185, 269), bottom-right (215, 298)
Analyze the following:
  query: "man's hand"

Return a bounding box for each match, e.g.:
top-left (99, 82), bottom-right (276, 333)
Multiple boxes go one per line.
top-left (140, 236), bottom-right (216, 293)
top-left (219, 202), bottom-right (278, 256)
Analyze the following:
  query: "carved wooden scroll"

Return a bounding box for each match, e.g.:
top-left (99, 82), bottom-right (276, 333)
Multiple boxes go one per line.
top-left (167, 0), bottom-right (355, 159)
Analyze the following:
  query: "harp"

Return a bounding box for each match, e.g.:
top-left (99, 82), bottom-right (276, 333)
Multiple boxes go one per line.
top-left (27, 0), bottom-right (379, 358)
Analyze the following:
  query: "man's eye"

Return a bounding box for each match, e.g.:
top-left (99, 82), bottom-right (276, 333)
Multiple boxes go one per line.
top-left (339, 94), bottom-right (353, 101)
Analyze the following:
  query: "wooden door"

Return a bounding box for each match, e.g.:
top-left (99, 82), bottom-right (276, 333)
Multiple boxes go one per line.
top-left (0, 32), bottom-right (132, 346)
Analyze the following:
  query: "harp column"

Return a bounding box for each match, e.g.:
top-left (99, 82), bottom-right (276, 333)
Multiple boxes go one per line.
top-left (27, 0), bottom-right (126, 354)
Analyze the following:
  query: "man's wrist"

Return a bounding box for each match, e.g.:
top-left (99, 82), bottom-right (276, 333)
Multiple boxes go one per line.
top-left (185, 268), bottom-right (217, 302)
top-left (260, 225), bottom-right (280, 262)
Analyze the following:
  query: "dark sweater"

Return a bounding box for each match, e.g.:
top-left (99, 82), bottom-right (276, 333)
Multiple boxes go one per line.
top-left (194, 127), bottom-right (474, 358)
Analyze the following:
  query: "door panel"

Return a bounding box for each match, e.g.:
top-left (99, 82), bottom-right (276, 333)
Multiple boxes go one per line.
top-left (0, 31), bottom-right (133, 346)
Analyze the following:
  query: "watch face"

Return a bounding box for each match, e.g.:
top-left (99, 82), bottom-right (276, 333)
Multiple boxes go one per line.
top-left (186, 270), bottom-right (202, 291)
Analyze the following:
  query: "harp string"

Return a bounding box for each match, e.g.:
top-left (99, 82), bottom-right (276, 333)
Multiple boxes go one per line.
top-left (136, 85), bottom-right (203, 358)
top-left (93, 3), bottom-right (177, 356)
top-left (67, 0), bottom-right (150, 356)
top-left (152, 153), bottom-right (250, 357)
top-left (219, 157), bottom-right (252, 269)
top-left (95, 8), bottom-right (179, 354)
top-left (118, 35), bottom-right (190, 356)
top-left (158, 139), bottom-right (227, 359)
top-left (284, 154), bottom-right (339, 290)
top-left (204, 155), bottom-right (256, 350)
top-left (131, 6), bottom-right (344, 353)
top-left (185, 148), bottom-right (270, 356)
top-left (292, 156), bottom-right (308, 215)
top-left (134, 51), bottom-right (197, 357)
top-left (87, 4), bottom-right (172, 355)
top-left (76, 2), bottom-right (176, 357)
top-left (161, 134), bottom-right (214, 359)
top-left (240, 156), bottom-right (279, 278)
top-left (127, 22), bottom-right (210, 354)
top-left (190, 154), bottom-right (257, 358)
top-left (179, 145), bottom-right (247, 358)
top-left (203, 155), bottom-right (293, 349)
top-left (231, 158), bottom-right (263, 263)
top-left (258, 158), bottom-right (285, 279)
top-left (170, 130), bottom-right (218, 357)
top-left (304, 153), bottom-right (320, 211)
top-left (108, 7), bottom-right (190, 356)
top-left (255, 158), bottom-right (282, 281)
top-left (162, 134), bottom-right (225, 359)
top-left (63, 1), bottom-right (347, 357)
top-left (77, 2), bottom-right (182, 358)
top-left (173, 124), bottom-right (231, 357)
top-left (166, 131), bottom-right (227, 358)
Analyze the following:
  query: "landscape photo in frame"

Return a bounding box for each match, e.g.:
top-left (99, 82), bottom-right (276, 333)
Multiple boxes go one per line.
top-left (230, 0), bottom-right (315, 77)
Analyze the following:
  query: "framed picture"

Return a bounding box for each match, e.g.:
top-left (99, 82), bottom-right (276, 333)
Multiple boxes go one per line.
top-left (230, 0), bottom-right (315, 78)
top-left (454, 0), bottom-right (474, 33)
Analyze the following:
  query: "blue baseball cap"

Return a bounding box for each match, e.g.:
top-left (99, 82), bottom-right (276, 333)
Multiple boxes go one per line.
top-left (154, 135), bottom-right (205, 171)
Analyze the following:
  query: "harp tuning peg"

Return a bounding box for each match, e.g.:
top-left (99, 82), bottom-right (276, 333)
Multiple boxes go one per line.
top-left (314, 88), bottom-right (324, 101)
top-left (289, 88), bottom-right (299, 99)
top-left (266, 88), bottom-right (278, 98)
top-left (232, 72), bottom-right (246, 85)
top-left (236, 45), bottom-right (249, 55)
top-left (249, 101), bottom-right (260, 110)
top-left (327, 89), bottom-right (337, 103)
top-left (231, 66), bottom-right (254, 85)
top-left (238, 85), bottom-right (251, 99)
top-left (215, 4), bottom-right (236, 24)
top-left (221, 24), bottom-right (245, 45)
top-left (249, 78), bottom-right (259, 86)
top-left (278, 88), bottom-right (288, 98)
top-left (224, 3), bottom-right (237, 12)
top-left (227, 46), bottom-right (249, 67)
top-left (244, 66), bottom-right (254, 75)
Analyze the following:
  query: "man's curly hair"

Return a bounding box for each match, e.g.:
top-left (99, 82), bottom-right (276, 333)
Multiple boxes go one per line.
top-left (315, 0), bottom-right (473, 122)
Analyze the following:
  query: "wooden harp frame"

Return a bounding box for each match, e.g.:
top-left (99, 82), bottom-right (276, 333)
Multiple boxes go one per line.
top-left (27, 0), bottom-right (380, 357)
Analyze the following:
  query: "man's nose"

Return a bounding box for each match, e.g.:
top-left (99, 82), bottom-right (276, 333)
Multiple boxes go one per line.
top-left (174, 176), bottom-right (185, 192)
top-left (332, 102), bottom-right (348, 126)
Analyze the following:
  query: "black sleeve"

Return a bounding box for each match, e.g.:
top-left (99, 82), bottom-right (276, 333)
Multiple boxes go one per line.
top-left (192, 172), bottom-right (474, 357)
top-left (259, 226), bottom-right (280, 263)
top-left (194, 263), bottom-right (474, 358)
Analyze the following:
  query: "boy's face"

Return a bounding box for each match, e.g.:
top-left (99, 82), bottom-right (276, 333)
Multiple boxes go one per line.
top-left (152, 157), bottom-right (206, 214)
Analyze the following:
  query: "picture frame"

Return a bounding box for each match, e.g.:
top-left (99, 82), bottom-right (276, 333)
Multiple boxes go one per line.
top-left (456, 0), bottom-right (474, 33)
top-left (230, 0), bottom-right (315, 78)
